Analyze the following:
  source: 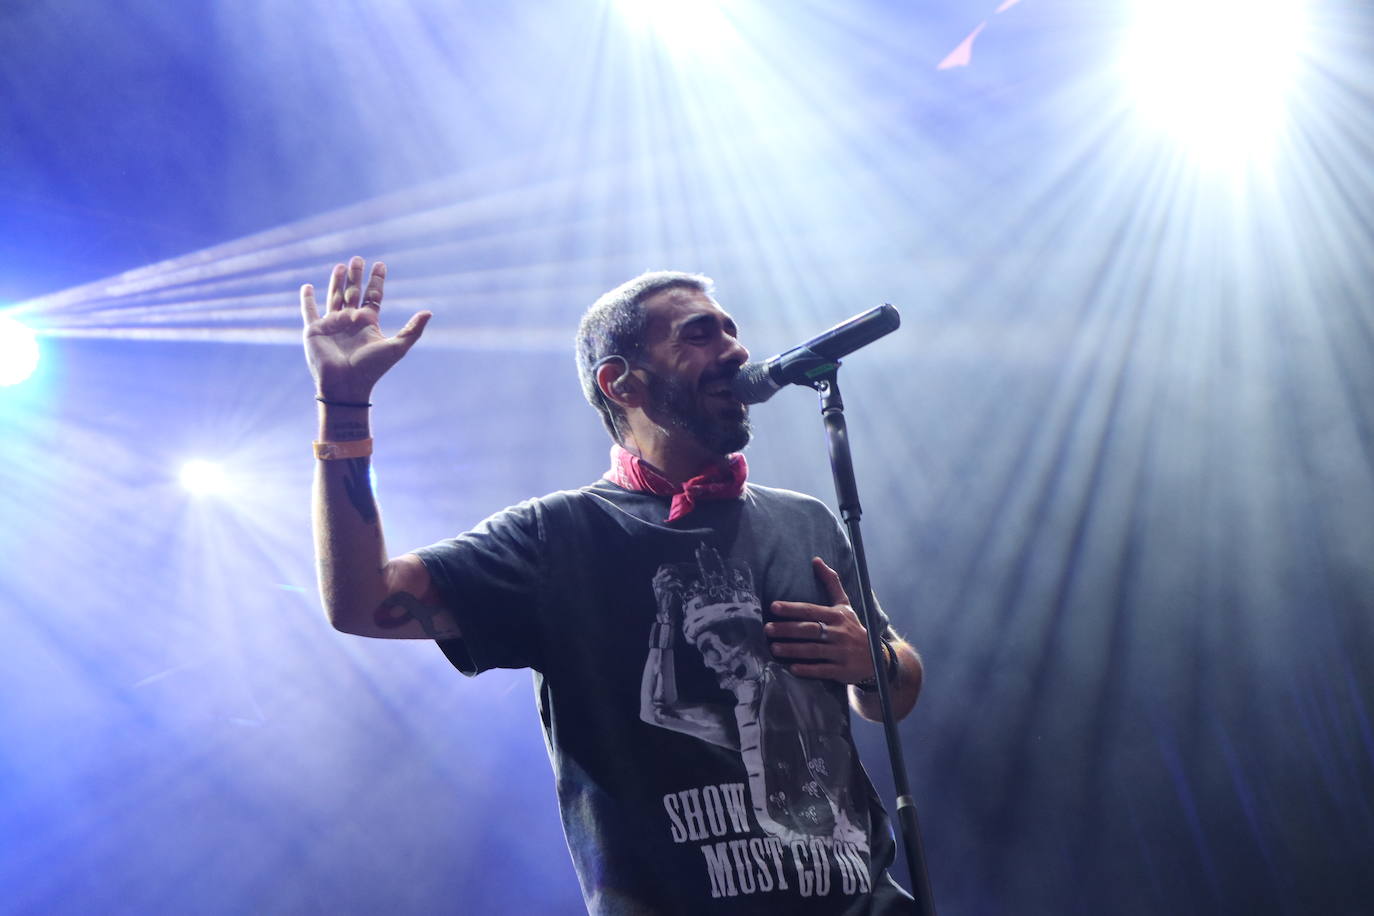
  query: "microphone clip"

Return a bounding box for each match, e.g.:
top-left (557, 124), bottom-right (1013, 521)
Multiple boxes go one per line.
top-left (777, 346), bottom-right (841, 386)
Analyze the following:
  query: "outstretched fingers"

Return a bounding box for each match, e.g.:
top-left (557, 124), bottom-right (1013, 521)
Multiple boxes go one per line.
top-left (393, 310), bottom-right (433, 350)
top-left (300, 283), bottom-right (319, 324)
top-left (322, 256), bottom-right (383, 313)
top-left (325, 262), bottom-right (346, 312)
top-left (343, 256), bottom-right (365, 308)
top-left (362, 261), bottom-right (386, 311)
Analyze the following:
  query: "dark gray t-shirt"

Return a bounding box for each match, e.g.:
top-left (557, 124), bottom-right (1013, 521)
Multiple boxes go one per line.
top-left (415, 479), bottom-right (910, 915)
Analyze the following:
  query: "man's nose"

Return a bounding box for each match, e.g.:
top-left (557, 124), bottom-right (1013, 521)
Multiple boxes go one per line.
top-left (722, 335), bottom-right (749, 366)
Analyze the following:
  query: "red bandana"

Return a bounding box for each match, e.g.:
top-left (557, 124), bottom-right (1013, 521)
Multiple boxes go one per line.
top-left (604, 444), bottom-right (748, 522)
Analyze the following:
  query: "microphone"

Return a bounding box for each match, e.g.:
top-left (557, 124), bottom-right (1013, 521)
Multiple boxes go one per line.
top-left (731, 304), bottom-right (900, 404)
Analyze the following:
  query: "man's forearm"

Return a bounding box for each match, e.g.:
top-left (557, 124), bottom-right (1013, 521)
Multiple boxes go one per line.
top-left (313, 403), bottom-right (390, 631)
top-left (301, 256), bottom-right (447, 639)
top-left (851, 641), bottom-right (922, 722)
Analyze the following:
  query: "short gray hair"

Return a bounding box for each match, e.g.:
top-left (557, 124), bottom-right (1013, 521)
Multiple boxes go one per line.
top-left (575, 270), bottom-right (715, 442)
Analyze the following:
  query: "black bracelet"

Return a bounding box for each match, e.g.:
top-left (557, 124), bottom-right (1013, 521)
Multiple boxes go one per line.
top-left (316, 396), bottom-right (373, 409)
top-left (856, 637), bottom-right (898, 693)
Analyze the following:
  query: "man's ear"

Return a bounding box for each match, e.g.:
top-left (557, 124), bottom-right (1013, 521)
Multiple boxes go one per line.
top-left (596, 359), bottom-right (643, 408)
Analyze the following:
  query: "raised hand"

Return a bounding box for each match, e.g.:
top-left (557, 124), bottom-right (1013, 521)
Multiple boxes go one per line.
top-left (766, 557), bottom-right (879, 685)
top-left (301, 256), bottom-right (431, 402)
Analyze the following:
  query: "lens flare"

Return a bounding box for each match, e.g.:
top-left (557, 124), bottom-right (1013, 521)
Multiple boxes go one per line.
top-left (0, 314), bottom-right (40, 386)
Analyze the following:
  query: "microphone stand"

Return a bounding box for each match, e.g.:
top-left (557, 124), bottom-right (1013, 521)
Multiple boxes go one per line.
top-left (810, 367), bottom-right (936, 915)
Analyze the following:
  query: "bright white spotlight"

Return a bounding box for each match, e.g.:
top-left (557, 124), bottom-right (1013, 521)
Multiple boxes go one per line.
top-left (1120, 0), bottom-right (1307, 163)
top-left (616, 0), bottom-right (737, 52)
top-left (179, 460), bottom-right (230, 496)
top-left (0, 314), bottom-right (41, 387)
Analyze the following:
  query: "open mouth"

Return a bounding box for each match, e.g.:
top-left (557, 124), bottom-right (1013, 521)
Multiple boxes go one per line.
top-left (706, 389), bottom-right (745, 413)
top-left (701, 379), bottom-right (739, 401)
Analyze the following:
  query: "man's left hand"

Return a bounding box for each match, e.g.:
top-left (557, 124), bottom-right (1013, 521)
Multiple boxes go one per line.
top-left (766, 557), bottom-right (879, 685)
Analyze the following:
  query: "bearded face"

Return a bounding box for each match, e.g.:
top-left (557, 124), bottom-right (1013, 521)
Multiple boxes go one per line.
top-left (645, 367), bottom-right (752, 456)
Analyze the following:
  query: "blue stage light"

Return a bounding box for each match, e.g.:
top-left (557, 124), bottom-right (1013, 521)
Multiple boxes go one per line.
top-left (0, 314), bottom-right (40, 386)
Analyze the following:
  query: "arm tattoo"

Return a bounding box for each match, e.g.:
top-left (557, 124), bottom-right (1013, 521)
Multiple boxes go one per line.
top-left (341, 457), bottom-right (378, 525)
top-left (375, 591), bottom-right (460, 639)
top-left (327, 419), bottom-right (370, 440)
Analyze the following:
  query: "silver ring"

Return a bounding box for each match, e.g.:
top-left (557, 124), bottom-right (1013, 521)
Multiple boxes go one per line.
top-left (817, 621), bottom-right (827, 642)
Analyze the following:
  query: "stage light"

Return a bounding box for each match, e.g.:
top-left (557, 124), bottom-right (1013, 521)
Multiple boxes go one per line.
top-left (0, 314), bottom-right (41, 386)
top-left (179, 459), bottom-right (229, 496)
top-left (615, 0), bottom-right (737, 51)
top-left (1120, 0), bottom-right (1308, 164)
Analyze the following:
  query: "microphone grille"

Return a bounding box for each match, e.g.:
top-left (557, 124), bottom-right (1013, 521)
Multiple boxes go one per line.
top-left (731, 361), bottom-right (780, 405)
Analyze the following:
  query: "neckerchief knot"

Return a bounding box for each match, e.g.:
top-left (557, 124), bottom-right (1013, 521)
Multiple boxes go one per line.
top-left (605, 444), bottom-right (747, 522)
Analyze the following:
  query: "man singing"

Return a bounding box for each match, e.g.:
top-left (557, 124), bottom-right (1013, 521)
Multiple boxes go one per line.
top-left (302, 257), bottom-right (923, 914)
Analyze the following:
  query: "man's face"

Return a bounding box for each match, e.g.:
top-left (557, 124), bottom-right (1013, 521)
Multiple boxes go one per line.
top-left (637, 287), bottom-right (752, 456)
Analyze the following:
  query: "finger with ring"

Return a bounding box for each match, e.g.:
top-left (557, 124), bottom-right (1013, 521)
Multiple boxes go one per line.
top-left (817, 621), bottom-right (827, 642)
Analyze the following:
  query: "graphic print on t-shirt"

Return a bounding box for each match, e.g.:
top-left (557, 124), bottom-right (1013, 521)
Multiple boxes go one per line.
top-left (640, 542), bottom-right (870, 851)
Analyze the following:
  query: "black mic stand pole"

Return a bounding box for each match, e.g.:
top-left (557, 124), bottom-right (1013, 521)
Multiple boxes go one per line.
top-left (810, 367), bottom-right (935, 915)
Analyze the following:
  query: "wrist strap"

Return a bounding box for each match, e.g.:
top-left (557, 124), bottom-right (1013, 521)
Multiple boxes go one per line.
top-left (316, 396), bottom-right (373, 409)
top-left (883, 636), bottom-right (900, 683)
top-left (314, 438), bottom-right (373, 460)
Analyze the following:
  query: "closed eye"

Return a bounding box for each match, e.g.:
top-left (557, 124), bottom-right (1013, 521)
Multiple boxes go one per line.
top-left (677, 314), bottom-right (741, 345)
